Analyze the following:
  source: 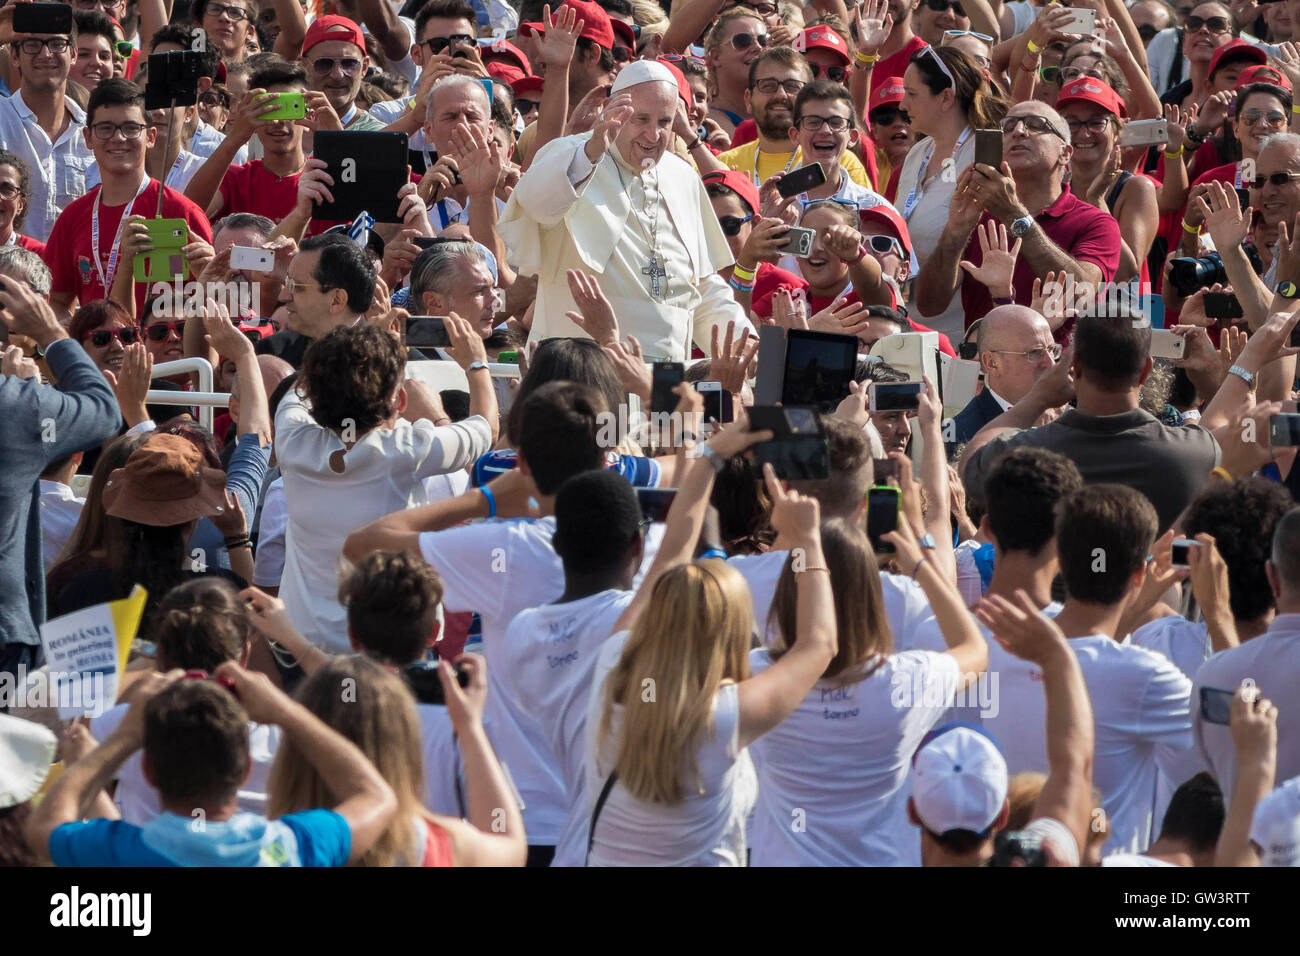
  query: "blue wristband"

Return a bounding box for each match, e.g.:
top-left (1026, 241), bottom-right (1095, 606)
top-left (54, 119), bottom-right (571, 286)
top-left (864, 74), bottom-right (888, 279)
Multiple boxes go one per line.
top-left (481, 485), bottom-right (497, 518)
top-left (698, 548), bottom-right (728, 560)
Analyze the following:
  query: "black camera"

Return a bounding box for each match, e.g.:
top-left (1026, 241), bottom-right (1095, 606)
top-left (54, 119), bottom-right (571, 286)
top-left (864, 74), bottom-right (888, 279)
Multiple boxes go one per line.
top-left (402, 658), bottom-right (470, 706)
top-left (989, 829), bottom-right (1048, 867)
top-left (1166, 246), bottom-right (1263, 298)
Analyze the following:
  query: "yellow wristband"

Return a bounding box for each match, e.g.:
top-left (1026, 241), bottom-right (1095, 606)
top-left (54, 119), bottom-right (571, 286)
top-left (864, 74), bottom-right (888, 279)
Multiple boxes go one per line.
top-left (1163, 146), bottom-right (1184, 158)
top-left (855, 51), bottom-right (879, 64)
top-left (732, 263), bottom-right (758, 282)
top-left (1181, 218), bottom-right (1201, 235)
top-left (1211, 466), bottom-right (1234, 482)
top-left (1027, 39), bottom-right (1043, 54)
top-left (1292, 104), bottom-right (1300, 114)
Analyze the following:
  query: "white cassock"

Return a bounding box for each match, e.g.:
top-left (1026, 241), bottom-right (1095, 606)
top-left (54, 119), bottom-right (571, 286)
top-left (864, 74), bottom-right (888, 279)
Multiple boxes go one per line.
top-left (499, 132), bottom-right (753, 362)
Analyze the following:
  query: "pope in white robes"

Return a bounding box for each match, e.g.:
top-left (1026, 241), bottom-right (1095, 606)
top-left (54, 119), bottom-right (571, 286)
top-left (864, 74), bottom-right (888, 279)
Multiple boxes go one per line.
top-left (499, 61), bottom-right (754, 362)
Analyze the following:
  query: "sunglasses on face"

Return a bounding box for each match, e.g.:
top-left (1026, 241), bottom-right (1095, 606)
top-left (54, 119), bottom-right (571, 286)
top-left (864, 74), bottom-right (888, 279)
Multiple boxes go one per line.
top-left (425, 34), bottom-right (473, 55)
top-left (1000, 113), bottom-right (1067, 141)
top-left (516, 98), bottom-right (540, 113)
top-left (865, 235), bottom-right (905, 257)
top-left (925, 0), bottom-right (966, 14)
top-left (1039, 64), bottom-right (1062, 83)
top-left (310, 56), bottom-right (363, 76)
top-left (1250, 171), bottom-right (1300, 188)
top-left (728, 32), bottom-right (770, 51)
top-left (88, 327), bottom-right (140, 347)
top-left (613, 46), bottom-right (633, 63)
top-left (809, 63), bottom-right (848, 83)
top-left (718, 213), bottom-right (754, 235)
top-left (1186, 15), bottom-right (1230, 33)
top-left (146, 320), bottom-right (187, 341)
top-left (1241, 109), bottom-right (1287, 128)
top-left (114, 39), bottom-right (134, 58)
top-left (870, 107), bottom-right (910, 126)
top-left (1137, 24), bottom-right (1158, 43)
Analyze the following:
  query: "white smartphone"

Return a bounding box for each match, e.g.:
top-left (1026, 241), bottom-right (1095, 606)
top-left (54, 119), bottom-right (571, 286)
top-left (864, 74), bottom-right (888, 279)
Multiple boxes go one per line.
top-left (230, 245), bottom-right (274, 273)
top-left (692, 380), bottom-right (733, 434)
top-left (1149, 328), bottom-right (1187, 359)
top-left (1119, 118), bottom-right (1169, 148)
top-left (1062, 7), bottom-right (1096, 34)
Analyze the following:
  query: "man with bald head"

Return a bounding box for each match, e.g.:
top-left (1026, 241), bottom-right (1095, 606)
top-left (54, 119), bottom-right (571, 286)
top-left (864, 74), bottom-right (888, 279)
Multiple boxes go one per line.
top-left (500, 60), bottom-right (752, 361)
top-left (948, 305), bottom-right (1059, 447)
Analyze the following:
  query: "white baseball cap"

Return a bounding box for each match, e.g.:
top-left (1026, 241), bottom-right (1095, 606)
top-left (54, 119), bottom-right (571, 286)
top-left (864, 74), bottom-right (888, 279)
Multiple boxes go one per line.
top-left (0, 713), bottom-right (58, 809)
top-left (911, 723), bottom-right (1008, 835)
top-left (1251, 776), bottom-right (1300, 867)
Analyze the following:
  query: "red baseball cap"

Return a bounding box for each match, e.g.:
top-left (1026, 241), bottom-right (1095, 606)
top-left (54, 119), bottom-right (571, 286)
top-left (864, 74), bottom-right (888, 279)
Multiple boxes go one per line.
top-left (301, 14), bottom-right (366, 57)
top-left (1208, 39), bottom-right (1267, 79)
top-left (702, 169), bottom-right (761, 217)
top-left (656, 56), bottom-right (693, 111)
top-left (518, 21), bottom-right (545, 36)
top-left (858, 203), bottom-right (913, 260)
top-left (482, 39), bottom-right (531, 74)
top-left (511, 74), bottom-right (545, 98)
top-left (800, 26), bottom-right (850, 66)
top-left (611, 18), bottom-right (636, 51)
top-left (871, 76), bottom-right (906, 110)
top-left (1056, 77), bottom-right (1127, 118)
top-left (487, 62), bottom-right (526, 85)
top-left (555, 0), bottom-right (615, 51)
top-left (1237, 63), bottom-right (1292, 91)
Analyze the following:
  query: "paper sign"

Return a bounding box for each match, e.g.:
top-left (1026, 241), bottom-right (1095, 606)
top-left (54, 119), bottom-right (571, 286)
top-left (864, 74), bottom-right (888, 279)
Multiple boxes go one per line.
top-left (38, 585), bottom-right (147, 718)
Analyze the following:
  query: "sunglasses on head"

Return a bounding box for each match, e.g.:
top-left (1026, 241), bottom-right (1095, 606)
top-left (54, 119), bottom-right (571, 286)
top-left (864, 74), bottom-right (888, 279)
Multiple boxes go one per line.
top-left (88, 327), bottom-right (140, 347)
top-left (145, 320), bottom-right (187, 340)
top-left (718, 213), bottom-right (754, 235)
top-left (925, 0), bottom-right (966, 14)
top-left (809, 63), bottom-right (848, 83)
top-left (943, 29), bottom-right (992, 42)
top-left (424, 34), bottom-right (473, 55)
top-left (1186, 14), bottom-right (1230, 33)
top-left (916, 45), bottom-right (955, 89)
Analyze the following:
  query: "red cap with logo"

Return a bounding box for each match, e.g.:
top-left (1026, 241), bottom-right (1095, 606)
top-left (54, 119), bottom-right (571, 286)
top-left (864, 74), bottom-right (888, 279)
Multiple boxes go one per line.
top-left (482, 39), bottom-right (531, 74)
top-left (871, 76), bottom-right (906, 110)
top-left (799, 26), bottom-right (850, 66)
top-left (702, 169), bottom-right (761, 217)
top-left (1237, 63), bottom-right (1292, 91)
top-left (1056, 77), bottom-right (1127, 118)
top-left (301, 14), bottom-right (366, 57)
top-left (1208, 38), bottom-right (1267, 79)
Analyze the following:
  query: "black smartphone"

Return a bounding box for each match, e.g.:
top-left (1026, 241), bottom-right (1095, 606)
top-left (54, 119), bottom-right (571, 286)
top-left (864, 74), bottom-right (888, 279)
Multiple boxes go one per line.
top-left (870, 381), bottom-right (923, 412)
top-left (1270, 413), bottom-right (1300, 446)
top-left (782, 328), bottom-right (858, 413)
top-left (406, 316), bottom-right (451, 349)
top-left (13, 2), bottom-right (73, 34)
top-left (311, 130), bottom-right (411, 223)
top-left (650, 361), bottom-right (685, 414)
top-left (636, 487), bottom-right (678, 523)
top-left (747, 404), bottom-right (792, 436)
top-left (1199, 686), bottom-right (1236, 725)
top-left (1203, 292), bottom-right (1244, 320)
top-left (867, 486), bottom-right (901, 554)
top-left (1235, 187), bottom-right (1251, 212)
top-left (1170, 538), bottom-right (1197, 569)
top-left (412, 236), bottom-right (444, 250)
top-left (776, 162), bottom-right (827, 198)
top-left (144, 50), bottom-right (203, 109)
top-left (974, 128), bottom-right (1003, 169)
top-left (402, 659), bottom-right (470, 706)
top-left (692, 381), bottom-right (734, 425)
top-left (872, 457), bottom-right (899, 485)
top-left (754, 435), bottom-right (830, 480)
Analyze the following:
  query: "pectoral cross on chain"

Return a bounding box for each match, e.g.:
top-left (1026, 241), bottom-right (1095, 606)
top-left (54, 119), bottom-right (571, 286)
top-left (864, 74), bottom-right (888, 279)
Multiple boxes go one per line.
top-left (642, 254), bottom-right (667, 300)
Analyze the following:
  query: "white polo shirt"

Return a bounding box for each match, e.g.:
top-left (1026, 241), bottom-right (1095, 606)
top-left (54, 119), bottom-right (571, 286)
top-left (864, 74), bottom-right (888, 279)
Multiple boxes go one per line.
top-left (0, 90), bottom-right (94, 241)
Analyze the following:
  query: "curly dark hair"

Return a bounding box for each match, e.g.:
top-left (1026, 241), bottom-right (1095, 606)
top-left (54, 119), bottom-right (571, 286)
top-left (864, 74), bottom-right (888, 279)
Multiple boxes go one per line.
top-left (299, 325), bottom-right (405, 433)
top-left (1184, 476), bottom-right (1294, 622)
top-left (339, 551), bottom-right (445, 666)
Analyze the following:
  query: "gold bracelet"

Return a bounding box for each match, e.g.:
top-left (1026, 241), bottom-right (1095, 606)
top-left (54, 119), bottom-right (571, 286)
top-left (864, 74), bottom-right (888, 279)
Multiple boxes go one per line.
top-left (1026, 39), bottom-right (1043, 54)
top-left (1210, 466), bottom-right (1234, 482)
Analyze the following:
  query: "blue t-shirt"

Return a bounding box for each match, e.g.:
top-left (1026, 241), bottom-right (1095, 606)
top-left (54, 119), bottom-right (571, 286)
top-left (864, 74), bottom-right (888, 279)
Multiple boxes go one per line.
top-left (472, 448), bottom-right (660, 489)
top-left (49, 809), bottom-right (351, 867)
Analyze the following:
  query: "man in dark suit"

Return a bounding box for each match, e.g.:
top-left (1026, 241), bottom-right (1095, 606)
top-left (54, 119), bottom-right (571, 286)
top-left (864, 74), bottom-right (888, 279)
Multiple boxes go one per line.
top-left (948, 305), bottom-right (1058, 449)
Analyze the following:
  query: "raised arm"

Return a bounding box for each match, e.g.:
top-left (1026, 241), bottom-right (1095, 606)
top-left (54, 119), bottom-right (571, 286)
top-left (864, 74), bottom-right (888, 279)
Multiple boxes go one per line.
top-left (1216, 683), bottom-right (1278, 867)
top-left (661, 0), bottom-right (727, 54)
top-left (271, 0), bottom-right (309, 61)
top-left (913, 167), bottom-right (985, 317)
top-left (533, 4), bottom-right (582, 158)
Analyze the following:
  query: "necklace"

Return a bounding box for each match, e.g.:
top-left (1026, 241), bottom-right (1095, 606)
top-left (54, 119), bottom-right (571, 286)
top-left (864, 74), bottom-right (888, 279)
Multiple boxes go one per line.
top-left (616, 160), bottom-right (667, 301)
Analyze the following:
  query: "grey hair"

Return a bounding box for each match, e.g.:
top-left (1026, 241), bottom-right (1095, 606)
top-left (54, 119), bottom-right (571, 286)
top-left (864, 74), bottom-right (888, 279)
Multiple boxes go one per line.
top-left (426, 74), bottom-right (491, 124)
top-left (1259, 132), bottom-right (1300, 160)
top-left (1013, 101), bottom-right (1072, 147)
top-left (214, 212), bottom-right (275, 240)
top-left (0, 246), bottom-right (51, 295)
top-left (409, 240), bottom-right (489, 305)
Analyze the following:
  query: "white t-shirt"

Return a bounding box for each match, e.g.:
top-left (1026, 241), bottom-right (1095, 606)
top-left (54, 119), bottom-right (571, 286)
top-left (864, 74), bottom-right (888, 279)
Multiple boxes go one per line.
top-left (418, 702), bottom-right (464, 818)
top-left (585, 631), bottom-right (758, 866)
top-left (91, 704), bottom-right (281, 823)
top-left (748, 648), bottom-right (961, 866)
top-left (1100, 852), bottom-right (1179, 867)
top-left (38, 480), bottom-right (83, 572)
top-left (1251, 774), bottom-right (1300, 867)
top-left (1192, 614), bottom-right (1300, 805)
top-left (275, 389), bottom-right (492, 653)
top-left (501, 589), bottom-right (632, 867)
top-left (1130, 615), bottom-right (1213, 682)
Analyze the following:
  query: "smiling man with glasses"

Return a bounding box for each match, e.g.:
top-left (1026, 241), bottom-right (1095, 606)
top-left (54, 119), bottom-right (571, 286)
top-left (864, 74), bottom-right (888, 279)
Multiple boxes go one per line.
top-left (915, 101), bottom-right (1120, 342)
top-left (298, 15), bottom-right (386, 134)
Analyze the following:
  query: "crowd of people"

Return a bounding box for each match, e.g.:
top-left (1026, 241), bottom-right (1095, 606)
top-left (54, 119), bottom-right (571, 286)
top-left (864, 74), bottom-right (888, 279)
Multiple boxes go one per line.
top-left (2, 0), bottom-right (1300, 870)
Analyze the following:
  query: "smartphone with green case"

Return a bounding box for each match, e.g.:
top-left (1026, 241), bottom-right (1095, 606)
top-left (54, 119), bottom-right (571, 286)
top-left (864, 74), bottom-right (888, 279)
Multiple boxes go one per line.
top-left (258, 91), bottom-right (306, 121)
top-left (133, 218), bottom-right (189, 282)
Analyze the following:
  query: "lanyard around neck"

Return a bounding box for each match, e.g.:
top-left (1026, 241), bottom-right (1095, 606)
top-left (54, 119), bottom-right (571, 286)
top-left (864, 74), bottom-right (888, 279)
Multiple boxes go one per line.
top-left (91, 174), bottom-right (150, 291)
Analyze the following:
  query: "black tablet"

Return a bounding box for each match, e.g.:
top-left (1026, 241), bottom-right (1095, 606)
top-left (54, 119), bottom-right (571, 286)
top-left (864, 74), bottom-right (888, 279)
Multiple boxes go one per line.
top-left (311, 131), bottom-right (410, 223)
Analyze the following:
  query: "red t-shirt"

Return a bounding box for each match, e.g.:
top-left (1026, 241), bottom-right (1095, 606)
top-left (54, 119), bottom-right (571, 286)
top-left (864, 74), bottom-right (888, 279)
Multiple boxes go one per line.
top-left (872, 37), bottom-right (928, 97)
top-left (218, 160), bottom-right (345, 236)
top-left (959, 186), bottom-right (1121, 342)
top-left (15, 233), bottom-right (45, 256)
top-left (46, 179), bottom-right (213, 314)
top-left (730, 118), bottom-right (757, 149)
top-left (753, 261), bottom-right (806, 306)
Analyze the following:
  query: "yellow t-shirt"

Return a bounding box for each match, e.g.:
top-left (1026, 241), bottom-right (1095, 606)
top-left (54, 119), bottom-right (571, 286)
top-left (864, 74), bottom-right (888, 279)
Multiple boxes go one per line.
top-left (714, 140), bottom-right (870, 189)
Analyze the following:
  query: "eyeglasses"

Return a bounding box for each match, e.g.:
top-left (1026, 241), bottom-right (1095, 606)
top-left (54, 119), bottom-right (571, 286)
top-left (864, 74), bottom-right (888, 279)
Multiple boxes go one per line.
top-left (753, 77), bottom-right (806, 96)
top-left (925, 0), bottom-right (966, 14)
top-left (1061, 65), bottom-right (1105, 83)
top-left (917, 45), bottom-right (955, 90)
top-left (87, 327), bottom-right (141, 347)
top-left (992, 344), bottom-right (1061, 362)
top-left (1241, 109), bottom-right (1287, 128)
top-left (944, 29), bottom-right (992, 42)
top-left (869, 106), bottom-right (909, 126)
top-left (145, 320), bottom-right (186, 341)
top-left (1186, 14), bottom-right (1230, 33)
top-left (865, 235), bottom-right (905, 257)
top-left (797, 113), bottom-right (852, 131)
top-left (728, 32), bottom-right (770, 51)
top-left (1039, 64), bottom-right (1062, 84)
top-left (90, 121), bottom-right (149, 140)
top-left (1137, 24), bottom-right (1159, 43)
top-left (1064, 115), bottom-right (1113, 135)
top-left (0, 183), bottom-right (21, 200)
top-left (718, 213), bottom-right (753, 235)
top-left (735, 0), bottom-right (778, 14)
top-left (516, 98), bottom-right (539, 113)
top-left (114, 40), bottom-right (134, 58)
top-left (1249, 171), bottom-right (1300, 188)
top-left (283, 275), bottom-right (325, 296)
top-left (17, 37), bottom-right (72, 55)
top-left (310, 56), bottom-right (363, 76)
top-left (424, 34), bottom-right (473, 55)
top-left (999, 113), bottom-right (1067, 141)
top-left (809, 63), bottom-right (848, 83)
top-left (204, 2), bottom-right (249, 21)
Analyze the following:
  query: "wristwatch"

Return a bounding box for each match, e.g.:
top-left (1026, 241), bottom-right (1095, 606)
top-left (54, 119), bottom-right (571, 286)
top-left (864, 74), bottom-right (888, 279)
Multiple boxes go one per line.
top-left (1277, 280), bottom-right (1299, 299)
top-left (466, 360), bottom-right (489, 373)
top-left (1009, 215), bottom-right (1034, 239)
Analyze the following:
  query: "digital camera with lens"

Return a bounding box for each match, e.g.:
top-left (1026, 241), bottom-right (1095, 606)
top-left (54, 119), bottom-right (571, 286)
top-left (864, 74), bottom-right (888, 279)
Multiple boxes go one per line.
top-left (1166, 245), bottom-right (1263, 298)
